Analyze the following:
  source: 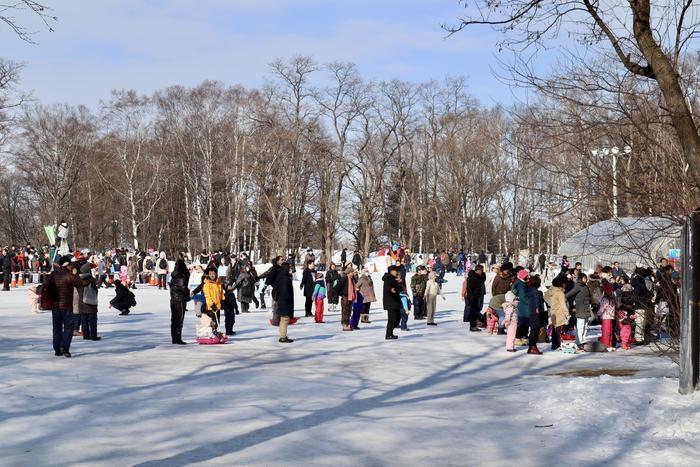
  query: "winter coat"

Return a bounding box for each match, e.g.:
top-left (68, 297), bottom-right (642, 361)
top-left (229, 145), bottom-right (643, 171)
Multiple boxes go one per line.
top-left (491, 271), bottom-right (513, 296)
top-left (588, 278), bottom-right (602, 305)
top-left (325, 269), bottom-right (340, 290)
top-left (1, 253), bottom-right (12, 273)
top-left (566, 281), bottom-right (592, 320)
top-left (301, 267), bottom-right (316, 297)
top-left (170, 270), bottom-right (191, 303)
top-left (631, 274), bottom-right (653, 310)
top-left (433, 259), bottom-right (445, 280)
top-left (424, 279), bottom-right (441, 298)
top-left (597, 296), bottom-right (616, 320)
top-left (464, 270), bottom-right (486, 302)
top-left (77, 280), bottom-right (99, 315)
top-left (352, 253), bottom-right (362, 268)
top-left (502, 302), bottom-right (518, 328)
top-left (203, 278), bottom-right (224, 311)
top-left (512, 279), bottom-right (530, 318)
top-left (529, 288), bottom-right (547, 327)
top-left (382, 273), bottom-right (402, 310)
top-left (312, 279), bottom-right (326, 301)
top-left (544, 286), bottom-right (569, 327)
top-left (155, 252), bottom-right (169, 275)
top-left (273, 269), bottom-right (294, 317)
top-left (356, 274), bottom-right (376, 302)
top-left (333, 273), bottom-right (357, 300)
top-left (235, 271), bottom-right (256, 303)
top-left (110, 283), bottom-right (134, 311)
top-left (49, 267), bottom-right (88, 312)
top-left (410, 273), bottom-right (428, 297)
top-left (127, 260), bottom-right (139, 280)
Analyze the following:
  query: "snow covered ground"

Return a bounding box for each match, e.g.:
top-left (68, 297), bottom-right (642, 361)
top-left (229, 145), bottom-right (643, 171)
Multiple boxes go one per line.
top-left (0, 272), bottom-right (698, 466)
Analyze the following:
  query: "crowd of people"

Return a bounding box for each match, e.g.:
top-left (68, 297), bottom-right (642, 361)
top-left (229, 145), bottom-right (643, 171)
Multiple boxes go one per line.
top-left (475, 256), bottom-right (680, 355)
top-left (0, 242), bottom-right (681, 358)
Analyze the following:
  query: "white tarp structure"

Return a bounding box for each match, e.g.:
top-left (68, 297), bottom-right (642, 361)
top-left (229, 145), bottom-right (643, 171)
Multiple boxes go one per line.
top-left (557, 216), bottom-right (682, 271)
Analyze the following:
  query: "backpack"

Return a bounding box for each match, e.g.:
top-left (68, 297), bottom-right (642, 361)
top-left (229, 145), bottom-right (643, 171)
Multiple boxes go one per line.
top-left (83, 284), bottom-right (99, 306)
top-left (146, 259), bottom-right (154, 270)
top-left (159, 258), bottom-right (167, 270)
top-left (128, 290), bottom-right (137, 307)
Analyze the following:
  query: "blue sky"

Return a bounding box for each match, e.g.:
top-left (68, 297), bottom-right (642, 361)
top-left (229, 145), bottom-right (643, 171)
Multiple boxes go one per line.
top-left (0, 0), bottom-right (527, 106)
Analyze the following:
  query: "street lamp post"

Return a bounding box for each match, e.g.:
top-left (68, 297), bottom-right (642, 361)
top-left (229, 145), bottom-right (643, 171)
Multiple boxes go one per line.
top-left (592, 145), bottom-right (631, 218)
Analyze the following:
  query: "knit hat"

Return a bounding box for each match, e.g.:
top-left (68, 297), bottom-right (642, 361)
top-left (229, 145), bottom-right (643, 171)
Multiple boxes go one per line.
top-left (505, 291), bottom-right (516, 303)
top-left (517, 269), bottom-right (529, 281)
top-left (602, 281), bottom-right (614, 295)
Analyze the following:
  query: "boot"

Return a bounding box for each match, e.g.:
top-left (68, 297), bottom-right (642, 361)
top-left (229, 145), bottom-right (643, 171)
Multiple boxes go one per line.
top-left (342, 324), bottom-right (353, 331)
top-left (527, 345), bottom-right (543, 355)
top-left (361, 314), bottom-right (371, 324)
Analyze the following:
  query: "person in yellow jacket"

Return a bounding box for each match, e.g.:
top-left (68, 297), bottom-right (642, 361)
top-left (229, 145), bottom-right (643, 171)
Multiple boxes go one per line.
top-left (202, 267), bottom-right (225, 334)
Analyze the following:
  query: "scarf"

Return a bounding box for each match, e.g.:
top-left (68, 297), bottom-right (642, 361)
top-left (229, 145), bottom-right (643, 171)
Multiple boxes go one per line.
top-left (347, 274), bottom-right (357, 303)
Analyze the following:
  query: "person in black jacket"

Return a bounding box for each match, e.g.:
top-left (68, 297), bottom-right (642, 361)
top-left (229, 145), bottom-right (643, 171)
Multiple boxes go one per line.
top-left (169, 259), bottom-right (190, 344)
top-left (527, 275), bottom-right (545, 355)
top-left (110, 280), bottom-right (135, 315)
top-left (274, 261), bottom-right (295, 343)
top-left (325, 263), bottom-right (340, 312)
top-left (2, 248), bottom-right (14, 291)
top-left (300, 260), bottom-right (316, 317)
top-left (383, 265), bottom-right (402, 340)
top-left (352, 250), bottom-right (362, 269)
top-left (464, 266), bottom-right (486, 330)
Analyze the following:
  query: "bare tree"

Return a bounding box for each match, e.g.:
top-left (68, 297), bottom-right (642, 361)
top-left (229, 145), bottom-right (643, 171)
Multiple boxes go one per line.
top-left (447, 0), bottom-right (700, 195)
top-left (99, 90), bottom-right (166, 249)
top-left (1, 1), bottom-right (56, 43)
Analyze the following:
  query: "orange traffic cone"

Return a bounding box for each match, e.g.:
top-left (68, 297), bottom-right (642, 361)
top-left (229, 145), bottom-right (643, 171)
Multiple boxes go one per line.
top-left (10, 275), bottom-right (16, 288)
top-left (150, 274), bottom-right (157, 286)
top-left (17, 274), bottom-right (24, 287)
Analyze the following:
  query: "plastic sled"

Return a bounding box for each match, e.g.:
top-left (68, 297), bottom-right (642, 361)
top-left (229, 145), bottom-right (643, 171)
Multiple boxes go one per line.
top-left (196, 334), bottom-right (228, 345)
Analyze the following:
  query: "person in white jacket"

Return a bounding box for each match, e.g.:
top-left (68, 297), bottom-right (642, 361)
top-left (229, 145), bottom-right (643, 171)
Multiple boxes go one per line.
top-left (155, 251), bottom-right (169, 290)
top-left (423, 272), bottom-right (443, 326)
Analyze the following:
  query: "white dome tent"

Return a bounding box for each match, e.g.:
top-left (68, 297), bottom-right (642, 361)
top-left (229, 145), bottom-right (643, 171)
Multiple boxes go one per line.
top-left (557, 216), bottom-right (682, 271)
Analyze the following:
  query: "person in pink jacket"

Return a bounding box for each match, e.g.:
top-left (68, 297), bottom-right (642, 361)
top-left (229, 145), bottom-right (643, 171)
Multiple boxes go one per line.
top-left (597, 282), bottom-right (617, 351)
top-left (502, 291), bottom-right (518, 352)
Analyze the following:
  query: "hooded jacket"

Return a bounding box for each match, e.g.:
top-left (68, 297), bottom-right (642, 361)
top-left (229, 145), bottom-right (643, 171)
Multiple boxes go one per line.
top-left (155, 252), bottom-right (169, 275)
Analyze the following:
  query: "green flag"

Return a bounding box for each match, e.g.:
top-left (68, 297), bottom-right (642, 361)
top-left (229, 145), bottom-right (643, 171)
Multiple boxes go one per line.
top-left (44, 225), bottom-right (56, 246)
